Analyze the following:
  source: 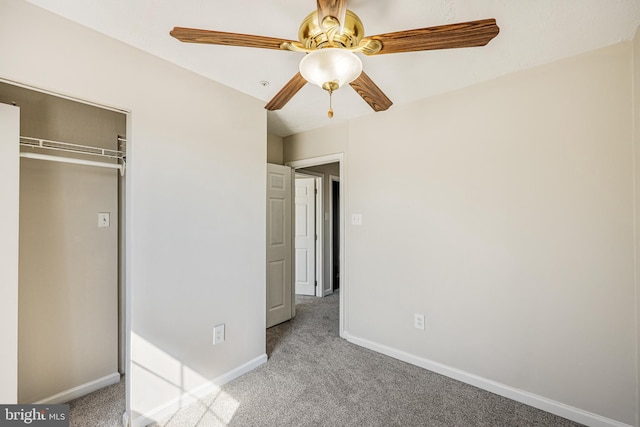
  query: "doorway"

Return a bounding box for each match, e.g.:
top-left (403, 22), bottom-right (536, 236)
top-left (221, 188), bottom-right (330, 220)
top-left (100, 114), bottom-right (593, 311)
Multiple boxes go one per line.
top-left (287, 154), bottom-right (345, 337)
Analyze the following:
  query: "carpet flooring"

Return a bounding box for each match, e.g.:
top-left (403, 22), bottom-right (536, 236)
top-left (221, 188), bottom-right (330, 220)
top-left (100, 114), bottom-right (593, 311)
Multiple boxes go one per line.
top-left (150, 293), bottom-right (583, 427)
top-left (65, 293), bottom-right (584, 426)
top-left (67, 373), bottom-right (125, 426)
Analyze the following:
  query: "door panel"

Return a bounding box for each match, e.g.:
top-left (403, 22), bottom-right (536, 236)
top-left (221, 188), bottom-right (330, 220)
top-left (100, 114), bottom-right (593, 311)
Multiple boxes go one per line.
top-left (266, 164), bottom-right (293, 328)
top-left (0, 103), bottom-right (19, 403)
top-left (268, 260), bottom-right (285, 308)
top-left (295, 248), bottom-right (310, 282)
top-left (294, 177), bottom-right (316, 295)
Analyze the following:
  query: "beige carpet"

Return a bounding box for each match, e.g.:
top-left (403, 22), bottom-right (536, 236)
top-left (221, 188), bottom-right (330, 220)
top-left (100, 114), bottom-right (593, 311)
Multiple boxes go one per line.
top-left (65, 293), bottom-right (583, 426)
top-left (67, 374), bottom-right (124, 426)
top-left (149, 293), bottom-right (583, 427)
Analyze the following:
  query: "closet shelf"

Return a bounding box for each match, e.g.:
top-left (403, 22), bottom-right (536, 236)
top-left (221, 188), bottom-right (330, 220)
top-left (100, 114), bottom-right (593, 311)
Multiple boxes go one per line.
top-left (20, 136), bottom-right (125, 159)
top-left (20, 136), bottom-right (126, 176)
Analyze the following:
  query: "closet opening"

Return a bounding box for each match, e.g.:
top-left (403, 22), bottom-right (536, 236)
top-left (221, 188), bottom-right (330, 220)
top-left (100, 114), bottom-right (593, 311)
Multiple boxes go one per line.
top-left (0, 81), bottom-right (128, 411)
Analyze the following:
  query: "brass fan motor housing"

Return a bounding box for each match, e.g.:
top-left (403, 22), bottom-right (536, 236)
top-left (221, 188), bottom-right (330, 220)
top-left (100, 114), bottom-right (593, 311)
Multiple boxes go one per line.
top-left (298, 10), bottom-right (365, 49)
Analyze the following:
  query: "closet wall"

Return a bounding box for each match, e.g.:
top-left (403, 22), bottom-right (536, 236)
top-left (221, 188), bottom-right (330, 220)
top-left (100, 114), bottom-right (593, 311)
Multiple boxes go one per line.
top-left (0, 82), bottom-right (125, 403)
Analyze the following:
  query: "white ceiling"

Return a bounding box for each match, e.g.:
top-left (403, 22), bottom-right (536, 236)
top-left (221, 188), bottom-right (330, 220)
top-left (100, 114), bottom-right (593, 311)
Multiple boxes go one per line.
top-left (25, 0), bottom-right (640, 137)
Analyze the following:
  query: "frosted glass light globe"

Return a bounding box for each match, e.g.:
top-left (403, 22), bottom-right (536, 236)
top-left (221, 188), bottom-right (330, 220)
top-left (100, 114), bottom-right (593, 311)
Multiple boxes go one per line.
top-left (299, 48), bottom-right (363, 91)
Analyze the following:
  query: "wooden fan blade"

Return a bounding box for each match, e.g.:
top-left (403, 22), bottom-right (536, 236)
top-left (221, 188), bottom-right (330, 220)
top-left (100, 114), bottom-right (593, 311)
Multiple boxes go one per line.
top-left (265, 73), bottom-right (308, 111)
top-left (317, 0), bottom-right (347, 30)
top-left (364, 18), bottom-right (499, 55)
top-left (170, 27), bottom-right (297, 50)
top-left (349, 71), bottom-right (393, 112)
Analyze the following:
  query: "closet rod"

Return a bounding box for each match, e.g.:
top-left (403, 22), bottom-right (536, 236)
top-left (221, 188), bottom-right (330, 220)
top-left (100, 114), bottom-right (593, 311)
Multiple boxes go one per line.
top-left (20, 152), bottom-right (125, 175)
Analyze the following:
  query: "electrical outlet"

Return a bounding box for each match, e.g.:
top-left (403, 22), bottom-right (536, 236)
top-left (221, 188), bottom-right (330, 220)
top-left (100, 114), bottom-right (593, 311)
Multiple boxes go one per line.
top-left (414, 314), bottom-right (425, 330)
top-left (213, 324), bottom-right (225, 344)
top-left (351, 213), bottom-right (362, 226)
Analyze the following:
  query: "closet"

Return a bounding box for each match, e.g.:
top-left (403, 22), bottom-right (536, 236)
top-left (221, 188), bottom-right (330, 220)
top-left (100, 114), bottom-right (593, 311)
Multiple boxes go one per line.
top-left (0, 82), bottom-right (125, 403)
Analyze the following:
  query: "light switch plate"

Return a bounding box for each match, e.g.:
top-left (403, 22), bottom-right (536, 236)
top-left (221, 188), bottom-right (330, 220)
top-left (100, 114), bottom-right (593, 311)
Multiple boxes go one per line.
top-left (351, 213), bottom-right (362, 226)
top-left (98, 212), bottom-right (110, 228)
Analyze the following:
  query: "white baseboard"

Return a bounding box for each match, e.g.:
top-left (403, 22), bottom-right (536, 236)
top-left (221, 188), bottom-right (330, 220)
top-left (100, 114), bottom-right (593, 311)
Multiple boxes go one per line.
top-left (34, 372), bottom-right (121, 405)
top-left (132, 353), bottom-right (268, 427)
top-left (343, 332), bottom-right (632, 427)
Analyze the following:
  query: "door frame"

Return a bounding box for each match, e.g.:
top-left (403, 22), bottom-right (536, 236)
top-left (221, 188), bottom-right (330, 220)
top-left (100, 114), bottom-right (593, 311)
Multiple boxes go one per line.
top-left (294, 171), bottom-right (324, 297)
top-left (286, 153), bottom-right (346, 337)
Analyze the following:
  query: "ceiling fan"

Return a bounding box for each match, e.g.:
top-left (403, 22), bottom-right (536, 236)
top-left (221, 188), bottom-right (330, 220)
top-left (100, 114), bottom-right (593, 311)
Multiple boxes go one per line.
top-left (170, 0), bottom-right (499, 117)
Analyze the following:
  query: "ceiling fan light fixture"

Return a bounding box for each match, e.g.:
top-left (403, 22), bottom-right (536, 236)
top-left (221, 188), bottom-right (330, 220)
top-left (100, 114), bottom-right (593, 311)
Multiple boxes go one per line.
top-left (299, 48), bottom-right (362, 92)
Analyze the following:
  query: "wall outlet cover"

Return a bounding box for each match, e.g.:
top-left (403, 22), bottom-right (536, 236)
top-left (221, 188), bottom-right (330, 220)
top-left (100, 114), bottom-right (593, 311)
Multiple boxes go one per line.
top-left (213, 324), bottom-right (225, 344)
top-left (414, 314), bottom-right (425, 330)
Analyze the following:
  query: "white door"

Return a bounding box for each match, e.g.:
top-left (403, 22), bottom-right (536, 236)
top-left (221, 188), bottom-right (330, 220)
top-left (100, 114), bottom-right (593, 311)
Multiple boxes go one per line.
top-left (0, 103), bottom-right (20, 403)
top-left (266, 164), bottom-right (293, 328)
top-left (295, 176), bottom-right (316, 296)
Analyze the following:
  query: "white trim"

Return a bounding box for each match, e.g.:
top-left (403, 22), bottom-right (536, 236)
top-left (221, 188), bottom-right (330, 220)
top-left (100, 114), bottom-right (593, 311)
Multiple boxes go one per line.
top-left (343, 332), bottom-right (632, 427)
top-left (124, 110), bottom-right (132, 427)
top-left (131, 354), bottom-right (267, 427)
top-left (313, 176), bottom-right (323, 297)
top-left (631, 38), bottom-right (640, 427)
top-left (0, 78), bottom-right (131, 114)
top-left (286, 153), bottom-right (346, 337)
top-left (287, 153), bottom-right (342, 169)
top-left (34, 372), bottom-right (121, 405)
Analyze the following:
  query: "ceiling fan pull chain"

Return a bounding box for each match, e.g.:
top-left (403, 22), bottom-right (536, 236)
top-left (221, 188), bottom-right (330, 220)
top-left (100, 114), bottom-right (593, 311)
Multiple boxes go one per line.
top-left (328, 88), bottom-right (334, 118)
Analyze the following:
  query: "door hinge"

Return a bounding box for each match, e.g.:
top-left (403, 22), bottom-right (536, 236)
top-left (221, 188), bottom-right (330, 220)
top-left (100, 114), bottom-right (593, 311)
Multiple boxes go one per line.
top-left (315, 280), bottom-right (318, 288)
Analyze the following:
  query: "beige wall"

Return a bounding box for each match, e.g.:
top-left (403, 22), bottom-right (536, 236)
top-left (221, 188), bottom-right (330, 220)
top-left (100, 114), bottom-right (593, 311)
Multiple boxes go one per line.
top-left (0, 83), bottom-right (124, 403)
top-left (286, 42), bottom-right (637, 425)
top-left (267, 133), bottom-right (284, 164)
top-left (284, 121), bottom-right (348, 161)
top-left (1, 1), bottom-right (267, 424)
top-left (19, 160), bottom-right (118, 403)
